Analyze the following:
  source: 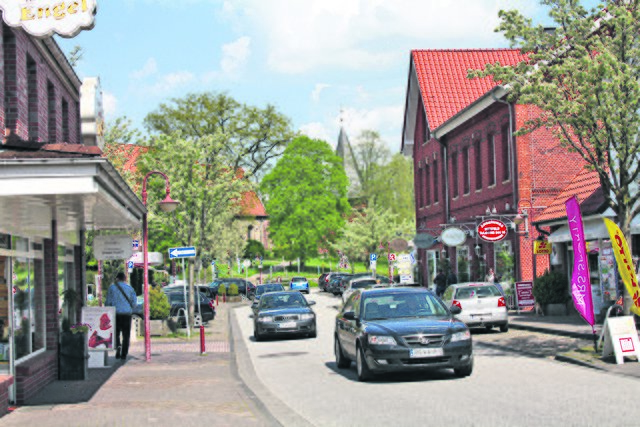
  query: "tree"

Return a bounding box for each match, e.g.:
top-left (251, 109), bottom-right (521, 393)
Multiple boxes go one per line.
top-left (470, 1), bottom-right (640, 241)
top-left (260, 136), bottom-right (350, 263)
top-left (68, 45), bottom-right (83, 67)
top-left (351, 130), bottom-right (390, 200)
top-left (369, 153), bottom-right (415, 225)
top-left (144, 92), bottom-right (295, 181)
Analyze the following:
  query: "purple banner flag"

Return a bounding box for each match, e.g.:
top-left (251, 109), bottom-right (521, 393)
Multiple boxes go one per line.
top-left (565, 196), bottom-right (595, 326)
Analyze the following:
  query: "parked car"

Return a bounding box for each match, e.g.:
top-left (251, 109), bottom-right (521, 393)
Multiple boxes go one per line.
top-left (335, 274), bottom-right (354, 296)
top-left (251, 283), bottom-right (286, 313)
top-left (163, 284), bottom-right (217, 300)
top-left (442, 282), bottom-right (509, 332)
top-left (318, 273), bottom-right (330, 291)
top-left (334, 287), bottom-right (473, 381)
top-left (209, 278), bottom-right (256, 298)
top-left (327, 274), bottom-right (349, 295)
top-left (252, 291), bottom-right (317, 341)
top-left (321, 272), bottom-right (343, 292)
top-left (289, 276), bottom-right (310, 294)
top-left (342, 277), bottom-right (382, 303)
top-left (164, 290), bottom-right (216, 327)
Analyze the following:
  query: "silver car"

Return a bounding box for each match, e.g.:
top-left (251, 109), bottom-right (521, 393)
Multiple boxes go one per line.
top-left (342, 277), bottom-right (383, 303)
top-left (442, 282), bottom-right (509, 332)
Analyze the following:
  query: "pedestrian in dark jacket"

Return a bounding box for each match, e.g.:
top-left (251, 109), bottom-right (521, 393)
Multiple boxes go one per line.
top-left (447, 271), bottom-right (458, 286)
top-left (434, 270), bottom-right (447, 297)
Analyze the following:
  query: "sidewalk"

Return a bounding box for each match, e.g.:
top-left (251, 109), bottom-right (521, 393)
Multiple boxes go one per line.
top-left (1, 303), bottom-right (280, 426)
top-left (508, 311), bottom-right (640, 378)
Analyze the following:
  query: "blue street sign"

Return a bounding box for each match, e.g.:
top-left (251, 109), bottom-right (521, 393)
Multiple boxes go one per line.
top-left (370, 253), bottom-right (378, 262)
top-left (132, 240), bottom-right (140, 250)
top-left (211, 260), bottom-right (216, 266)
top-left (127, 261), bottom-right (134, 269)
top-left (168, 246), bottom-right (197, 259)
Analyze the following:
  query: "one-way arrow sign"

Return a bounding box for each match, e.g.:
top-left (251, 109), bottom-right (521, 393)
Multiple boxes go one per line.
top-left (168, 246), bottom-right (197, 259)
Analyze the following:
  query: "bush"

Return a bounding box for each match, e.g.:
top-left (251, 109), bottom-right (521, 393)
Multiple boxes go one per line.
top-left (244, 239), bottom-right (265, 259)
top-left (149, 286), bottom-right (170, 320)
top-left (533, 270), bottom-right (570, 305)
top-left (218, 284), bottom-right (227, 295)
top-left (228, 283), bottom-right (239, 296)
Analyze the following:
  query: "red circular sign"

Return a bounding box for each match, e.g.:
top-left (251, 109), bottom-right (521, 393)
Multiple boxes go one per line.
top-left (477, 219), bottom-right (508, 242)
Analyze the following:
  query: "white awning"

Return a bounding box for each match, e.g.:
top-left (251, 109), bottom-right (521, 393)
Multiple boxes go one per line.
top-left (0, 158), bottom-right (145, 244)
top-left (548, 218), bottom-right (609, 243)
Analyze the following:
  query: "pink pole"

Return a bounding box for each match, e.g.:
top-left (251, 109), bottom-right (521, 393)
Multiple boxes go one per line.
top-left (200, 325), bottom-right (206, 354)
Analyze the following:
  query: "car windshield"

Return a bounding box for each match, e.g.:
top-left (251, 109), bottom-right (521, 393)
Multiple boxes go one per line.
top-left (361, 292), bottom-right (448, 320)
top-left (260, 293), bottom-right (307, 309)
top-left (352, 280), bottom-right (377, 289)
top-left (256, 284), bottom-right (284, 295)
top-left (166, 292), bottom-right (207, 303)
top-left (291, 277), bottom-right (306, 283)
top-left (455, 285), bottom-right (501, 299)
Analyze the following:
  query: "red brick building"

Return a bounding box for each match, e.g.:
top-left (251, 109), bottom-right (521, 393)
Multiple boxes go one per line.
top-left (0, 23), bottom-right (143, 411)
top-left (401, 49), bottom-right (586, 288)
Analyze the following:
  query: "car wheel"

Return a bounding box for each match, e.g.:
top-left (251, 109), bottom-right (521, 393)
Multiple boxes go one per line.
top-left (334, 336), bottom-right (350, 369)
top-left (309, 329), bottom-right (317, 338)
top-left (254, 329), bottom-right (263, 342)
top-left (500, 323), bottom-right (509, 333)
top-left (356, 345), bottom-right (373, 382)
top-left (454, 359), bottom-right (473, 377)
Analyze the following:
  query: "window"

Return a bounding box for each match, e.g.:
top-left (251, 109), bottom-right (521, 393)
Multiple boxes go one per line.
top-left (62, 99), bottom-right (69, 142)
top-left (475, 141), bottom-right (482, 190)
top-left (488, 134), bottom-right (496, 186)
top-left (463, 146), bottom-right (470, 194)
top-left (27, 55), bottom-right (38, 141)
top-left (48, 81), bottom-right (56, 142)
top-left (424, 164), bottom-right (430, 206)
top-left (422, 111), bottom-right (430, 143)
top-left (451, 152), bottom-right (459, 198)
top-left (456, 246), bottom-right (470, 282)
top-left (432, 159), bottom-right (439, 203)
top-left (502, 125), bottom-right (510, 181)
top-left (59, 245), bottom-right (76, 325)
top-left (417, 165), bottom-right (423, 208)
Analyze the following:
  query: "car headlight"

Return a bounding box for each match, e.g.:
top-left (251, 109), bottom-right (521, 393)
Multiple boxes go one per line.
top-left (450, 330), bottom-right (471, 342)
top-left (299, 313), bottom-right (315, 320)
top-left (368, 335), bottom-right (397, 345)
top-left (258, 316), bottom-right (274, 323)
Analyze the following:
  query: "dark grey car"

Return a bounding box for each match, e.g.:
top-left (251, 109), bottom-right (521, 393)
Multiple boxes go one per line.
top-left (334, 288), bottom-right (473, 381)
top-left (252, 291), bottom-right (317, 341)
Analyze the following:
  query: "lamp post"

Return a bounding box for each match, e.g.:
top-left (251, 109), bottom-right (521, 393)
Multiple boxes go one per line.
top-left (142, 171), bottom-right (179, 362)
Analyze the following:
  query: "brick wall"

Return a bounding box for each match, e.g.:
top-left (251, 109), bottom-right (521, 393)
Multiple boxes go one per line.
top-left (0, 375), bottom-right (13, 416)
top-left (1, 23), bottom-right (80, 143)
top-left (14, 351), bottom-right (57, 404)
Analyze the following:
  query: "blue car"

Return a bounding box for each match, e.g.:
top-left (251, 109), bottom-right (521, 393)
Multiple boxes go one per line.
top-left (289, 276), bottom-right (310, 294)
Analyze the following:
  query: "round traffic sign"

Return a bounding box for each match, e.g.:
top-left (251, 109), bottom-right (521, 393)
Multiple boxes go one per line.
top-left (477, 219), bottom-right (508, 242)
top-left (388, 253), bottom-right (397, 262)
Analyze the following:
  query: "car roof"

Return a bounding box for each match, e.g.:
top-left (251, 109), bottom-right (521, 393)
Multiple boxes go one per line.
top-left (449, 282), bottom-right (497, 289)
top-left (359, 287), bottom-right (429, 296)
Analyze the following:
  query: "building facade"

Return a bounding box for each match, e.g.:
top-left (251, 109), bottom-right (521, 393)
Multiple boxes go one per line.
top-left (402, 49), bottom-right (586, 289)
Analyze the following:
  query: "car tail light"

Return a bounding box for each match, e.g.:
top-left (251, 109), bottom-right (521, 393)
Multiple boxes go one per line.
top-left (209, 300), bottom-right (215, 309)
top-left (498, 297), bottom-right (506, 307)
top-left (452, 300), bottom-right (462, 309)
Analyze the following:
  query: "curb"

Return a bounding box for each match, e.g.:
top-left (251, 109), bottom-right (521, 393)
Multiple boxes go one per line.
top-left (509, 322), bottom-right (595, 340)
top-left (553, 354), bottom-right (607, 371)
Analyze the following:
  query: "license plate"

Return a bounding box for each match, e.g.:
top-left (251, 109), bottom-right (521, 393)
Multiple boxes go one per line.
top-left (278, 321), bottom-right (297, 329)
top-left (472, 313), bottom-right (491, 318)
top-left (410, 348), bottom-right (444, 358)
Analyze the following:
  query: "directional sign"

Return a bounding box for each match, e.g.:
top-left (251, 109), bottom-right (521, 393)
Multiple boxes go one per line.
top-left (370, 253), bottom-right (378, 262)
top-left (168, 246), bottom-right (197, 259)
top-left (211, 260), bottom-right (216, 266)
top-left (127, 261), bottom-right (134, 269)
top-left (132, 240), bottom-right (140, 250)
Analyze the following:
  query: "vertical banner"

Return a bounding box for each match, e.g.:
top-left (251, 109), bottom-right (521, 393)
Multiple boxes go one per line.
top-left (603, 218), bottom-right (640, 316)
top-left (565, 196), bottom-right (595, 326)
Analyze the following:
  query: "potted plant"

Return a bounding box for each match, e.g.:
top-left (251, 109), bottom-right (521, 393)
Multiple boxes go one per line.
top-left (533, 270), bottom-right (570, 315)
top-left (227, 283), bottom-right (241, 302)
top-left (148, 286), bottom-right (171, 336)
top-left (218, 284), bottom-right (227, 302)
top-left (58, 289), bottom-right (90, 380)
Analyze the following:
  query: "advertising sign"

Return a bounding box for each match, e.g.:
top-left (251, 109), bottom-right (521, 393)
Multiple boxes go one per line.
top-left (477, 220), bottom-right (508, 243)
top-left (129, 251), bottom-right (164, 266)
top-left (601, 316), bottom-right (640, 364)
top-left (603, 218), bottom-right (640, 316)
top-left (440, 227), bottom-right (466, 247)
top-left (397, 254), bottom-right (413, 284)
top-left (94, 235), bottom-right (133, 261)
top-left (534, 239), bottom-right (552, 255)
top-left (0, 0), bottom-right (97, 38)
top-left (566, 196), bottom-right (595, 326)
top-left (515, 281), bottom-right (535, 311)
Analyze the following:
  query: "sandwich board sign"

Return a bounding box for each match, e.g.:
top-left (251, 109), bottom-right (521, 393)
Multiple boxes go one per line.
top-left (601, 316), bottom-right (640, 364)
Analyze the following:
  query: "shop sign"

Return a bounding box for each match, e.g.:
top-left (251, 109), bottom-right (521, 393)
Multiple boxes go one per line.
top-left (413, 233), bottom-right (436, 249)
top-left (94, 235), bottom-right (132, 261)
top-left (0, 0), bottom-right (97, 38)
top-left (440, 227), bottom-right (466, 247)
top-left (477, 219), bottom-right (508, 242)
top-left (534, 239), bottom-right (552, 255)
top-left (515, 281), bottom-right (535, 311)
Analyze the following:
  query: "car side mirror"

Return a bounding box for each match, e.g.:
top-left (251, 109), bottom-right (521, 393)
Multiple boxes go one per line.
top-left (450, 305), bottom-right (462, 315)
top-left (307, 300), bottom-right (316, 306)
top-left (343, 311), bottom-right (356, 320)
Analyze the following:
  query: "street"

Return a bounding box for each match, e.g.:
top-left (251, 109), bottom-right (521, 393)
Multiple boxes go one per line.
top-left (235, 289), bottom-right (640, 427)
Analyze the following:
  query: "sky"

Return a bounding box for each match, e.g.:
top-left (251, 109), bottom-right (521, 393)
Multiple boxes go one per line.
top-left (56, 0), bottom-right (599, 153)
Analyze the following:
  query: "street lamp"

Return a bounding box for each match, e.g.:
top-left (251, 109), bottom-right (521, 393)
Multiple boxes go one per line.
top-left (142, 171), bottom-right (179, 362)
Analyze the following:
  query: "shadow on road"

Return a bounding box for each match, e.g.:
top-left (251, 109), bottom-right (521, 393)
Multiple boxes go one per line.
top-left (324, 361), bottom-right (459, 383)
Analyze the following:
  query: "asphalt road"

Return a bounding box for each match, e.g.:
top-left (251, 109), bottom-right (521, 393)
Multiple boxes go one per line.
top-left (235, 289), bottom-right (640, 427)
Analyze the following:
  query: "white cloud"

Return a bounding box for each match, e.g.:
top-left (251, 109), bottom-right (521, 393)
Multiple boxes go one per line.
top-left (130, 58), bottom-right (157, 79)
top-left (336, 105), bottom-right (405, 151)
top-left (221, 36), bottom-right (251, 76)
top-left (102, 91), bottom-right (117, 118)
top-left (299, 122), bottom-right (333, 143)
top-left (311, 83), bottom-right (330, 102)
top-left (147, 71), bottom-right (195, 95)
top-left (230, 0), bottom-right (541, 74)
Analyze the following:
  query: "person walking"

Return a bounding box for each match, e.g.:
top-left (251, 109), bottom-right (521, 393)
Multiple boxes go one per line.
top-left (106, 271), bottom-right (137, 361)
top-left (434, 269), bottom-right (447, 297)
top-left (447, 270), bottom-right (458, 287)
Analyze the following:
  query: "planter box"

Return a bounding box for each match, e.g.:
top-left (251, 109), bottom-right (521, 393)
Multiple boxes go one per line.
top-left (149, 319), bottom-right (169, 336)
top-left (59, 332), bottom-right (88, 380)
top-left (544, 303), bottom-right (568, 316)
top-left (226, 296), bottom-right (242, 303)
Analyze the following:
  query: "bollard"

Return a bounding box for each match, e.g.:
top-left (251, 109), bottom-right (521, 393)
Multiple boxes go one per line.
top-left (200, 325), bottom-right (206, 354)
top-left (216, 294), bottom-right (219, 306)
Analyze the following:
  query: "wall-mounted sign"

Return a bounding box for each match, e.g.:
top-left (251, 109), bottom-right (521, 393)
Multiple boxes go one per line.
top-left (413, 233), bottom-right (436, 249)
top-left (94, 235), bottom-right (132, 261)
top-left (534, 239), bottom-right (552, 255)
top-left (80, 77), bottom-right (105, 149)
top-left (0, 0), bottom-right (97, 38)
top-left (440, 227), bottom-right (466, 247)
top-left (477, 220), bottom-right (508, 242)
top-left (129, 252), bottom-right (164, 266)
top-left (390, 238), bottom-right (408, 252)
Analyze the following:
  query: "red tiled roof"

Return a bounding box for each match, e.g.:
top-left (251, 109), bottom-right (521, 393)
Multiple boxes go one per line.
top-left (238, 191), bottom-right (268, 218)
top-left (412, 49), bottom-right (525, 129)
top-left (535, 168), bottom-right (604, 223)
top-left (42, 144), bottom-right (102, 156)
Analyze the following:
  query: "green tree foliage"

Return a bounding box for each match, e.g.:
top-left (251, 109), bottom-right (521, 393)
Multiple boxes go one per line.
top-left (332, 203), bottom-right (414, 271)
top-left (470, 1), bottom-right (640, 239)
top-left (144, 92), bottom-right (295, 180)
top-left (261, 136), bottom-right (350, 263)
top-left (369, 153), bottom-right (415, 225)
top-left (351, 130), bottom-right (390, 199)
top-left (244, 239), bottom-right (266, 259)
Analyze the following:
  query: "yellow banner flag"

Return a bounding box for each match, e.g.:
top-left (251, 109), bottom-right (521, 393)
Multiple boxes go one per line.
top-left (603, 218), bottom-right (640, 316)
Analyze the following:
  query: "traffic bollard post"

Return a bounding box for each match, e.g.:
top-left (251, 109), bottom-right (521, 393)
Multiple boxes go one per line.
top-left (200, 325), bottom-right (206, 354)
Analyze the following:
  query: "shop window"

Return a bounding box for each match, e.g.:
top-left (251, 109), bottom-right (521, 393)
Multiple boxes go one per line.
top-left (59, 245), bottom-right (76, 326)
top-left (457, 246), bottom-right (470, 282)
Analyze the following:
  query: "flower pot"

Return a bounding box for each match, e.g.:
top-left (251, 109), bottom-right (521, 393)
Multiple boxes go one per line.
top-left (58, 331), bottom-right (88, 380)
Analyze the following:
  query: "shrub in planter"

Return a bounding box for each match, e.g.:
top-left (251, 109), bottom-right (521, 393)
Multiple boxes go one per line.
top-left (228, 283), bottom-right (239, 296)
top-left (533, 270), bottom-right (570, 305)
top-left (149, 286), bottom-right (170, 320)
